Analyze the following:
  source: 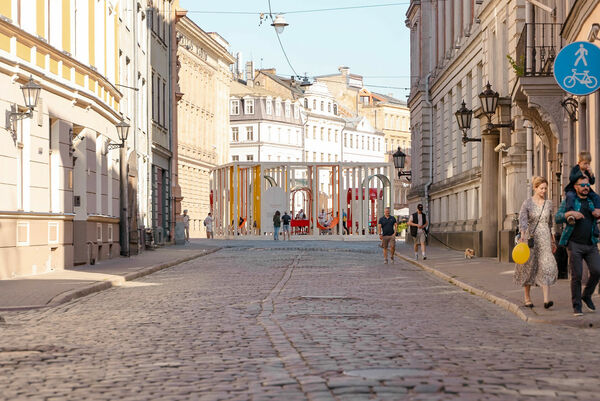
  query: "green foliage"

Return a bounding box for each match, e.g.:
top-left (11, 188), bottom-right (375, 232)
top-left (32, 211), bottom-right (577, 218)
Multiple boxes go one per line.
top-left (506, 54), bottom-right (525, 77)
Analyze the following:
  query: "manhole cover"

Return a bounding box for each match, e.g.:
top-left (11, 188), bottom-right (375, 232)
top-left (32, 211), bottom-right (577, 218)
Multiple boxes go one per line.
top-left (344, 368), bottom-right (436, 380)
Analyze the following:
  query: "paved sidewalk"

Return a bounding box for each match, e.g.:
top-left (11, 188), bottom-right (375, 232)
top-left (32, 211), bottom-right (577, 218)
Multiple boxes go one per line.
top-left (393, 239), bottom-right (600, 328)
top-left (0, 242), bottom-right (219, 311)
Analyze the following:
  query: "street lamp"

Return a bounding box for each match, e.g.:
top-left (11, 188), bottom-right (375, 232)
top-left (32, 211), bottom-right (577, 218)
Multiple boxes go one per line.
top-left (478, 82), bottom-right (514, 131)
top-left (107, 119), bottom-right (131, 257)
top-left (393, 147), bottom-right (411, 180)
top-left (8, 76), bottom-right (42, 141)
top-left (271, 14), bottom-right (288, 34)
top-left (561, 96), bottom-right (578, 121)
top-left (454, 100), bottom-right (480, 145)
top-left (107, 120), bottom-right (130, 150)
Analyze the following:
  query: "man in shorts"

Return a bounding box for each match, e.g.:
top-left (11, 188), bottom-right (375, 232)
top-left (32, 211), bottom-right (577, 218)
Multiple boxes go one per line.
top-left (408, 204), bottom-right (428, 260)
top-left (378, 207), bottom-right (398, 264)
top-left (281, 211), bottom-right (292, 240)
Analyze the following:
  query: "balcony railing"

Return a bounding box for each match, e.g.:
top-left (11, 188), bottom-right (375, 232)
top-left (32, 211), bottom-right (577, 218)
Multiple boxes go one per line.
top-left (516, 23), bottom-right (563, 77)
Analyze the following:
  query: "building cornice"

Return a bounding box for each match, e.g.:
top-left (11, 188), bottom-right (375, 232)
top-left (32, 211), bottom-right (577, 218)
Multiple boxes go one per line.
top-left (561, 0), bottom-right (597, 41)
top-left (176, 16), bottom-right (236, 64)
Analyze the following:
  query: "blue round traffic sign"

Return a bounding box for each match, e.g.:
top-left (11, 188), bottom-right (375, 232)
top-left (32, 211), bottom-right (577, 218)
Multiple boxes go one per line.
top-left (554, 41), bottom-right (600, 96)
top-left (554, 42), bottom-right (600, 96)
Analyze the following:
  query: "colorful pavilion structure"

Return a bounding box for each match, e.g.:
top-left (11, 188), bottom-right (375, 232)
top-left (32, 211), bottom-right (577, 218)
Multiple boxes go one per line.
top-left (210, 162), bottom-right (395, 238)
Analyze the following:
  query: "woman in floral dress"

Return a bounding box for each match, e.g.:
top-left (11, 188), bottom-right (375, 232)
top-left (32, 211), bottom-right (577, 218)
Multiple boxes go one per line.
top-left (514, 176), bottom-right (558, 309)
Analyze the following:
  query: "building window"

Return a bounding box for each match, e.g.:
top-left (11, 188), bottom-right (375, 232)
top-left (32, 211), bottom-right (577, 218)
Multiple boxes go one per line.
top-left (266, 99), bottom-right (272, 115)
top-left (367, 137), bottom-right (370, 150)
top-left (320, 153), bottom-right (324, 161)
top-left (285, 102), bottom-right (291, 117)
top-left (333, 104), bottom-right (338, 115)
top-left (246, 126), bottom-right (254, 141)
top-left (232, 127), bottom-right (239, 142)
top-left (245, 98), bottom-right (254, 114)
top-left (275, 101), bottom-right (281, 116)
top-left (246, 155), bottom-right (254, 161)
top-left (304, 98), bottom-right (308, 109)
top-left (294, 104), bottom-right (299, 119)
top-left (313, 99), bottom-right (317, 109)
top-left (335, 130), bottom-right (339, 142)
top-left (230, 100), bottom-right (240, 115)
top-left (328, 102), bottom-right (331, 112)
top-left (335, 155), bottom-right (338, 162)
top-left (313, 152), bottom-right (316, 161)
top-left (328, 154), bottom-right (331, 162)
top-left (320, 127), bottom-right (324, 140)
top-left (344, 134), bottom-right (347, 147)
top-left (305, 151), bottom-right (308, 160)
top-left (313, 126), bottom-right (316, 139)
top-left (320, 101), bottom-right (324, 111)
top-left (328, 129), bottom-right (331, 141)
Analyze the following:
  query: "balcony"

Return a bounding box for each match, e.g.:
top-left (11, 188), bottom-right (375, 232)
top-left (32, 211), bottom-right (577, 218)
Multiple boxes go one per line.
top-left (515, 23), bottom-right (563, 77)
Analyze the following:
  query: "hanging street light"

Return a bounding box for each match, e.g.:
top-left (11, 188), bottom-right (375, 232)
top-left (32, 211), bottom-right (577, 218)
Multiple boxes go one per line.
top-left (454, 100), bottom-right (480, 146)
top-left (561, 96), bottom-right (578, 121)
top-left (393, 147), bottom-right (411, 180)
top-left (271, 14), bottom-right (289, 34)
top-left (478, 82), bottom-right (514, 131)
top-left (107, 119), bottom-right (130, 150)
top-left (21, 76), bottom-right (42, 110)
top-left (8, 76), bottom-right (42, 142)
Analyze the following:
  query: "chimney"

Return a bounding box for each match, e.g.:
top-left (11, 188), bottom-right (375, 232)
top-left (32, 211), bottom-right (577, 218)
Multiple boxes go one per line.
top-left (245, 61), bottom-right (254, 87)
top-left (338, 66), bottom-right (350, 76)
top-left (235, 52), bottom-right (243, 79)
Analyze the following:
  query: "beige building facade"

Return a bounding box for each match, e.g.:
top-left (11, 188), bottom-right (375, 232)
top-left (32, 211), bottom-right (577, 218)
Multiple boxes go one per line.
top-left (406, 0), bottom-right (591, 260)
top-left (176, 16), bottom-right (234, 237)
top-left (0, 1), bottom-right (123, 278)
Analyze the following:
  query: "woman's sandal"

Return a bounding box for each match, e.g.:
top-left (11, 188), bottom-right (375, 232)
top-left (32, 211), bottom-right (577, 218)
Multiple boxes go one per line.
top-left (544, 301), bottom-right (554, 309)
top-left (524, 302), bottom-right (534, 308)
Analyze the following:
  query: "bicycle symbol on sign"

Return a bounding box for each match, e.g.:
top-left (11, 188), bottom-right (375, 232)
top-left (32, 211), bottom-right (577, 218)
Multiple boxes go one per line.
top-left (563, 69), bottom-right (598, 89)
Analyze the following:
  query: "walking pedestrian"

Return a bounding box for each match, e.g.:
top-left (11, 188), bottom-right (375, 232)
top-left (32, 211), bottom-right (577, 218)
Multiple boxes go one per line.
top-left (342, 210), bottom-right (349, 235)
top-left (514, 177), bottom-right (557, 309)
top-left (273, 211), bottom-right (281, 241)
top-left (182, 209), bottom-right (190, 243)
top-left (204, 212), bottom-right (214, 239)
top-left (555, 176), bottom-right (600, 316)
top-left (378, 207), bottom-right (397, 264)
top-left (408, 204), bottom-right (428, 260)
top-left (281, 211), bottom-right (291, 240)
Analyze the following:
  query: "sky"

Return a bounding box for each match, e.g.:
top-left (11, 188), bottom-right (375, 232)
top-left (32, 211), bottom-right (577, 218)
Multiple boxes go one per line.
top-left (179, 0), bottom-right (412, 100)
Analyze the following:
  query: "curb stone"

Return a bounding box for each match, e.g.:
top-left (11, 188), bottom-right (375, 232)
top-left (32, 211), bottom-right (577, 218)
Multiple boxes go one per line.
top-left (393, 251), bottom-right (561, 326)
top-left (0, 248), bottom-right (221, 312)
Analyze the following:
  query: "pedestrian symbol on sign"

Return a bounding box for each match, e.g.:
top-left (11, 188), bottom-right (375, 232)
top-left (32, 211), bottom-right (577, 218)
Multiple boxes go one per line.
top-left (574, 44), bottom-right (588, 67)
top-left (554, 41), bottom-right (600, 96)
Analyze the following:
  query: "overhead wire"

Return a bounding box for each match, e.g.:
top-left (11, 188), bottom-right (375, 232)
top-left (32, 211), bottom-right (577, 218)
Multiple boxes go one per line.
top-left (268, 0), bottom-right (300, 78)
top-left (183, 2), bottom-right (411, 15)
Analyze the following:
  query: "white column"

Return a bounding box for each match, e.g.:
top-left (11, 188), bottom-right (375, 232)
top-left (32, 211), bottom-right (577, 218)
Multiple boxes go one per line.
top-left (233, 165), bottom-right (239, 235)
top-left (312, 165), bottom-right (318, 234)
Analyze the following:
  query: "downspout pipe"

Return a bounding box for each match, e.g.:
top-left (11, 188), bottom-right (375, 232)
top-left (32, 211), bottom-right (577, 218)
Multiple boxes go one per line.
top-left (423, 73), bottom-right (433, 215)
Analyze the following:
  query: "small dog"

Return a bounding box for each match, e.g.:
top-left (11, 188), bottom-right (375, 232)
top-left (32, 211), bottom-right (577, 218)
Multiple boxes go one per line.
top-left (464, 248), bottom-right (475, 259)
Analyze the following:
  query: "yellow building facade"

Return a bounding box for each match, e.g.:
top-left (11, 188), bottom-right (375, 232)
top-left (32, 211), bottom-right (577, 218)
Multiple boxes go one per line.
top-left (176, 16), bottom-right (234, 237)
top-left (0, 1), bottom-right (123, 278)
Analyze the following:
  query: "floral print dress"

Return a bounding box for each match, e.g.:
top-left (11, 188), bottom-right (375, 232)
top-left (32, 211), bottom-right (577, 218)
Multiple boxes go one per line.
top-left (514, 197), bottom-right (558, 287)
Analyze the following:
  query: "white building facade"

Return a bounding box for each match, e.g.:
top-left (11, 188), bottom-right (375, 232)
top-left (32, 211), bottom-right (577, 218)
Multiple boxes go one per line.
top-left (229, 81), bottom-right (304, 164)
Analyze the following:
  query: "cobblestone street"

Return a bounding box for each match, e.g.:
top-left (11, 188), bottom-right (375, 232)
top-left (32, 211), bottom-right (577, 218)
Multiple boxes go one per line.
top-left (2, 241), bottom-right (600, 400)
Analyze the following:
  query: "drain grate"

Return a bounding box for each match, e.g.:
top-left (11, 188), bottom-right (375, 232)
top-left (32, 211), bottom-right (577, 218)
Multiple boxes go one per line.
top-left (344, 368), bottom-right (440, 380)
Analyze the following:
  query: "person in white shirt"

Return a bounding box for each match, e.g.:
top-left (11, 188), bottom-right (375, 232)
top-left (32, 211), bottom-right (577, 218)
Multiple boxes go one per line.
top-left (182, 210), bottom-right (190, 243)
top-left (408, 204), bottom-right (428, 260)
top-left (204, 212), bottom-right (214, 239)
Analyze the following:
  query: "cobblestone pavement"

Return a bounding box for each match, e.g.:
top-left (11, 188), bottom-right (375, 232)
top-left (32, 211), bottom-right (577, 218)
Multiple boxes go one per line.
top-left (1, 241), bottom-right (600, 400)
